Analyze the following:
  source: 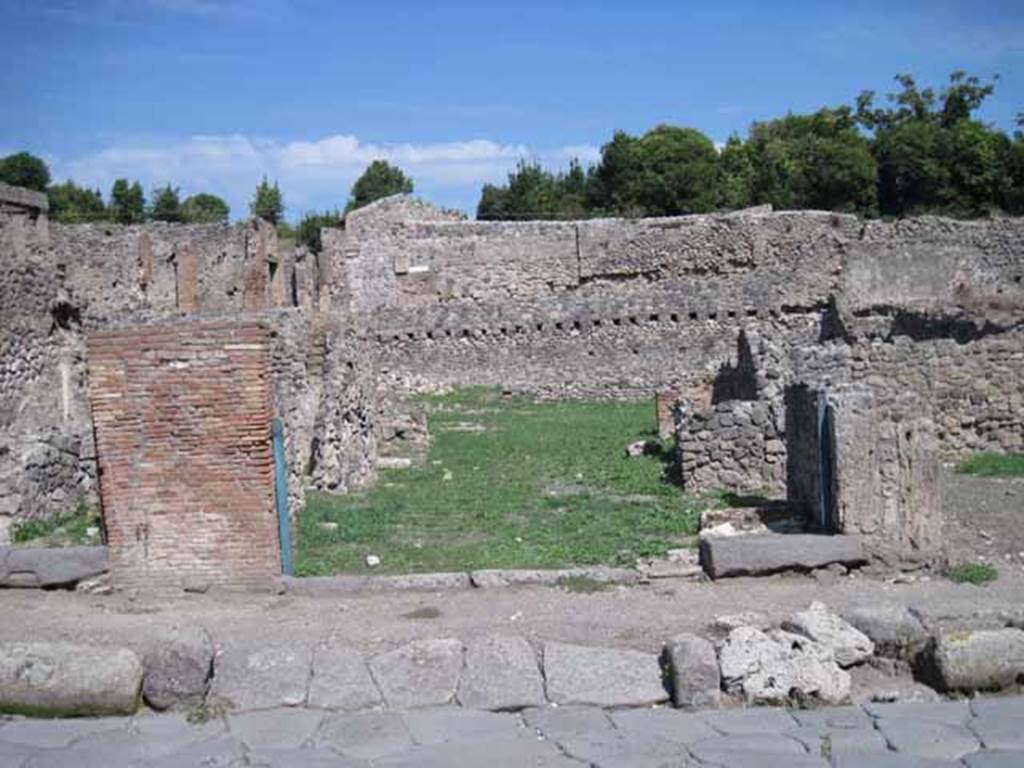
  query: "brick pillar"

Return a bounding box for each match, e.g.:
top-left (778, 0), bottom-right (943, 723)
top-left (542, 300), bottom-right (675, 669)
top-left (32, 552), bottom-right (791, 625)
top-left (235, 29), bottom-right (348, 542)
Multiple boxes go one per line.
top-left (174, 241), bottom-right (198, 313)
top-left (87, 321), bottom-right (281, 592)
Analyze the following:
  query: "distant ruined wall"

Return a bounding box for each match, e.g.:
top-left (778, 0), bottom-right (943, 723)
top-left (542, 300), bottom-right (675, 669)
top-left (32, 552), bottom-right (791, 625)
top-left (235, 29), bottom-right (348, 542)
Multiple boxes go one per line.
top-left (331, 198), bottom-right (1024, 500)
top-left (3, 182), bottom-right (1024, 558)
top-left (1, 192), bottom-right (378, 545)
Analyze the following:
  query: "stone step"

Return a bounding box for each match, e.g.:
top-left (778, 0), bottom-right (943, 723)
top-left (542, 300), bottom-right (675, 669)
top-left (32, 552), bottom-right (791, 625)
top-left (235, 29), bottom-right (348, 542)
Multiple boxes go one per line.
top-left (699, 533), bottom-right (865, 579)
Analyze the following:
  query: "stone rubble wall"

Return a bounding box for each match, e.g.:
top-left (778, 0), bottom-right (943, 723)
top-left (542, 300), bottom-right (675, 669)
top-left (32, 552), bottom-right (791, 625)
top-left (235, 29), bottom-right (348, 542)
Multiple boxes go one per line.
top-left (678, 401), bottom-right (786, 494)
top-left (1, 186), bottom-right (378, 545)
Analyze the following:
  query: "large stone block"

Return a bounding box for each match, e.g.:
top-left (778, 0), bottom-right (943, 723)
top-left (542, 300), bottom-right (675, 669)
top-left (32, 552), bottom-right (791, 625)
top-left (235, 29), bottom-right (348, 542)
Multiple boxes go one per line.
top-left (783, 601), bottom-right (875, 668)
top-left (368, 638), bottom-right (464, 709)
top-left (718, 626), bottom-right (850, 706)
top-left (542, 641), bottom-right (668, 708)
top-left (0, 641), bottom-right (142, 716)
top-left (141, 625), bottom-right (214, 711)
top-left (663, 632), bottom-right (720, 709)
top-left (307, 645), bottom-right (383, 712)
top-left (456, 634), bottom-right (545, 711)
top-left (700, 533), bottom-right (865, 578)
top-left (928, 628), bottom-right (1024, 693)
top-left (0, 545), bottom-right (108, 588)
top-left (210, 643), bottom-right (312, 711)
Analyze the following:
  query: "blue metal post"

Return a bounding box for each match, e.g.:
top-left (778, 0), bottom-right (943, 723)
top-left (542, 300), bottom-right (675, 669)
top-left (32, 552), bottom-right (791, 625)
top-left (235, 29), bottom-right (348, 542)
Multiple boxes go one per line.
top-left (272, 418), bottom-right (294, 576)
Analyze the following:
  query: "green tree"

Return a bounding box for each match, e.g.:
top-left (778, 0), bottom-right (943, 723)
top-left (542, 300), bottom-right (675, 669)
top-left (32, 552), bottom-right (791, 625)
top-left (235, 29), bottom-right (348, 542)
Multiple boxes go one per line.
top-left (0, 152), bottom-right (51, 192)
top-left (47, 181), bottom-right (107, 223)
top-left (295, 210), bottom-right (344, 253)
top-left (995, 114), bottom-right (1024, 215)
top-left (589, 125), bottom-right (721, 217)
top-left (181, 193), bottom-right (230, 223)
top-left (476, 159), bottom-right (591, 220)
top-left (744, 107), bottom-right (878, 215)
top-left (345, 160), bottom-right (414, 213)
top-left (250, 176), bottom-right (284, 224)
top-left (858, 72), bottom-right (1005, 217)
top-left (109, 179), bottom-right (146, 223)
top-left (717, 136), bottom-right (755, 210)
top-left (150, 184), bottom-right (182, 222)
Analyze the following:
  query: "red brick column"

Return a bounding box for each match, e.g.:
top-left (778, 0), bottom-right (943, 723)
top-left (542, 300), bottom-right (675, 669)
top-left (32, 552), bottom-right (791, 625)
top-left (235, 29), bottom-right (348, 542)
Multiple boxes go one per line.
top-left (87, 321), bottom-right (280, 591)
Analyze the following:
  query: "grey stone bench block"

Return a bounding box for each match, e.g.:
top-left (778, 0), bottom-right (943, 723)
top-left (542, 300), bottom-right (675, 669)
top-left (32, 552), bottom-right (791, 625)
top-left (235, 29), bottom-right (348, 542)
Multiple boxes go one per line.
top-left (699, 534), bottom-right (865, 578)
top-left (0, 546), bottom-right (108, 588)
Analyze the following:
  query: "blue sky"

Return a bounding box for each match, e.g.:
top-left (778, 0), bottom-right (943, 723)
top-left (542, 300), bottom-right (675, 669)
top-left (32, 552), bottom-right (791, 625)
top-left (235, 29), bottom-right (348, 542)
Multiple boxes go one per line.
top-left (2, 0), bottom-right (1022, 220)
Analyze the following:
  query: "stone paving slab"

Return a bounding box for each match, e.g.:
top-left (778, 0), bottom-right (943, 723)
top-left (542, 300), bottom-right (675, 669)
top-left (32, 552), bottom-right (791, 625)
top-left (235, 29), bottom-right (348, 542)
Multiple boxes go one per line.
top-left (876, 719), bottom-right (981, 760)
top-left (2, 695), bottom-right (1024, 767)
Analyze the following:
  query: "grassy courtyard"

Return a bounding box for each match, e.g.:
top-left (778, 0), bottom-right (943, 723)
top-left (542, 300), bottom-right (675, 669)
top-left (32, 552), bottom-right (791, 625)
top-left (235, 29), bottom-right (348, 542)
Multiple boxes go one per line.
top-left (957, 452), bottom-right (1024, 477)
top-left (295, 388), bottom-right (708, 575)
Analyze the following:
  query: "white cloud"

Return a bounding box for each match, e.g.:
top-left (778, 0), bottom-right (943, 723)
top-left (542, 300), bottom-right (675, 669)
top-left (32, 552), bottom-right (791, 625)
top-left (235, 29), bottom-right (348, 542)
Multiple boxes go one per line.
top-left (50, 134), bottom-right (600, 220)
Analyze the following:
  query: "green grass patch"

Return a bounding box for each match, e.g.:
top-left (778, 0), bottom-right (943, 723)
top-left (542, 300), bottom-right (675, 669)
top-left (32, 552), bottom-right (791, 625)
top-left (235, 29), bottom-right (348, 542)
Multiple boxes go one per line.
top-left (957, 452), bottom-right (1024, 477)
top-left (295, 387), bottom-right (708, 575)
top-left (947, 563), bottom-right (999, 585)
top-left (11, 502), bottom-right (102, 547)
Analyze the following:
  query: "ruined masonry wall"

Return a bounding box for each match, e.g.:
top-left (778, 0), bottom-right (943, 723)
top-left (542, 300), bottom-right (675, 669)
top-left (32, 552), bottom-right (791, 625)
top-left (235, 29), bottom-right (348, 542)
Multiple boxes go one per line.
top-left (87, 322), bottom-right (280, 591)
top-left (793, 333), bottom-right (1024, 458)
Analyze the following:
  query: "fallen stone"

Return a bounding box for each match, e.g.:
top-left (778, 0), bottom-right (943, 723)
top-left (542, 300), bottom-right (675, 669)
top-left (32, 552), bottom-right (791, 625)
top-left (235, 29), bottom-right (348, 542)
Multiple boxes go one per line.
top-left (928, 628), bottom-right (1024, 693)
top-left (75, 573), bottom-right (112, 595)
top-left (638, 549), bottom-right (703, 580)
top-left (307, 645), bottom-right (383, 712)
top-left (625, 440), bottom-right (659, 457)
top-left (368, 638), bottom-right (464, 709)
top-left (141, 625), bottom-right (214, 711)
top-left (783, 601), bottom-right (875, 668)
top-left (709, 611), bottom-right (772, 635)
top-left (0, 546), bottom-right (108, 588)
top-left (0, 641), bottom-right (142, 716)
top-left (700, 533), bottom-right (865, 578)
top-left (209, 642), bottom-right (312, 710)
top-left (718, 626), bottom-right (850, 706)
top-left (843, 603), bottom-right (929, 661)
top-left (542, 641), bottom-right (668, 708)
top-left (456, 634), bottom-right (545, 711)
top-left (663, 632), bottom-right (720, 709)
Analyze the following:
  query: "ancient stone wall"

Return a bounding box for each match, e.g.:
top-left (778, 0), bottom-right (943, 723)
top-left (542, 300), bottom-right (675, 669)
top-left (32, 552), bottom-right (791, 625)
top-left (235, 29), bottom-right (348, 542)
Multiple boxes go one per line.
top-left (1, 194), bottom-right (378, 545)
top-left (678, 401), bottom-right (785, 493)
top-left (87, 321), bottom-right (280, 591)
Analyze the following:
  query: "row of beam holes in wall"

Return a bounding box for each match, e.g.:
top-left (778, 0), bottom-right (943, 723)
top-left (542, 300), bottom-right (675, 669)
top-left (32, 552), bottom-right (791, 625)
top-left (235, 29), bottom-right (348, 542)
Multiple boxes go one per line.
top-left (377, 306), bottom-right (779, 343)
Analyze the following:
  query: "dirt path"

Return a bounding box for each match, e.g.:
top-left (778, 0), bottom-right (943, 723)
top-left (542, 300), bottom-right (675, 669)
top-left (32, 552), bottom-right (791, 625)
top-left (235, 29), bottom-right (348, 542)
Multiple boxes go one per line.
top-left (4, 567), bottom-right (1023, 658)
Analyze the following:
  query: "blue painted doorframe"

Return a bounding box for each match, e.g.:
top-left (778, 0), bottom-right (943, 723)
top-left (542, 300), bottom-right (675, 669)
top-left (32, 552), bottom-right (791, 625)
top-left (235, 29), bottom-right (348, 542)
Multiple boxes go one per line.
top-left (272, 418), bottom-right (294, 576)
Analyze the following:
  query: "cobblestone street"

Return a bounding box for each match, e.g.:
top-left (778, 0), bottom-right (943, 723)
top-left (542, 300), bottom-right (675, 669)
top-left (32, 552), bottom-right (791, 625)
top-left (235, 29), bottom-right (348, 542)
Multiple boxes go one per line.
top-left (2, 696), bottom-right (1022, 767)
